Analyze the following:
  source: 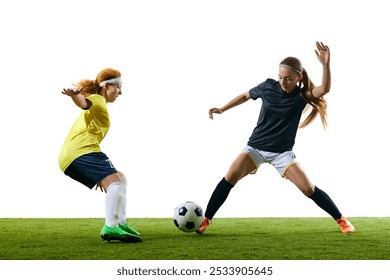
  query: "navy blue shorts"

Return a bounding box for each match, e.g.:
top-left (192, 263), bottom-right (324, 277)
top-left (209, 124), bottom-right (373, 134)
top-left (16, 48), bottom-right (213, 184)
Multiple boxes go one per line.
top-left (64, 152), bottom-right (117, 189)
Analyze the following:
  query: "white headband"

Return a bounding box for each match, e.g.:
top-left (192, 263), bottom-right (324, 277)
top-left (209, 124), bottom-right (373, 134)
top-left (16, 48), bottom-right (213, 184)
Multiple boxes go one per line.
top-left (279, 64), bottom-right (302, 75)
top-left (99, 77), bottom-right (122, 87)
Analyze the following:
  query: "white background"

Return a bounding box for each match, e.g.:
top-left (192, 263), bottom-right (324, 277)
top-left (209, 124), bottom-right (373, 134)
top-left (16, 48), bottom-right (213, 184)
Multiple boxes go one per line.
top-left (0, 0), bottom-right (389, 219)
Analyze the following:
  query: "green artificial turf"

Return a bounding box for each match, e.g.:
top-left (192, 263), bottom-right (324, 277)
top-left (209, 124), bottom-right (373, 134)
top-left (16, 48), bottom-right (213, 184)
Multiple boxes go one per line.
top-left (0, 217), bottom-right (389, 260)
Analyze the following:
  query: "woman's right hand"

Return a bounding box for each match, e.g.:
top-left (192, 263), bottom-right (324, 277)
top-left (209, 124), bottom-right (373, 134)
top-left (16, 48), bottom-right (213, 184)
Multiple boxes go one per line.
top-left (209, 107), bottom-right (223, 120)
top-left (61, 88), bottom-right (82, 96)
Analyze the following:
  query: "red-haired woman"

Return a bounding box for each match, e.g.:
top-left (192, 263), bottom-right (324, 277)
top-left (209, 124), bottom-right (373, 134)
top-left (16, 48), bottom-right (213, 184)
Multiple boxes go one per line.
top-left (59, 68), bottom-right (142, 242)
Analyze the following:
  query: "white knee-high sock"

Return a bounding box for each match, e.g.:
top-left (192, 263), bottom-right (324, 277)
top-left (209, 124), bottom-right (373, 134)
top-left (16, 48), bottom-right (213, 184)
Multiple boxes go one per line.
top-left (119, 175), bottom-right (128, 225)
top-left (105, 182), bottom-right (125, 227)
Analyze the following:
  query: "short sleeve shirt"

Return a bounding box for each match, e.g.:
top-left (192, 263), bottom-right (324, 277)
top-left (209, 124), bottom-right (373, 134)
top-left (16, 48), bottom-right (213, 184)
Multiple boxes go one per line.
top-left (247, 79), bottom-right (307, 152)
top-left (58, 94), bottom-right (110, 172)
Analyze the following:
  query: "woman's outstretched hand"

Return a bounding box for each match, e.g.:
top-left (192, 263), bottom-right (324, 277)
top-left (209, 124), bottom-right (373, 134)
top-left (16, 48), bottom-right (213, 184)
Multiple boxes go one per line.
top-left (62, 88), bottom-right (82, 96)
top-left (209, 107), bottom-right (223, 120)
top-left (314, 41), bottom-right (330, 65)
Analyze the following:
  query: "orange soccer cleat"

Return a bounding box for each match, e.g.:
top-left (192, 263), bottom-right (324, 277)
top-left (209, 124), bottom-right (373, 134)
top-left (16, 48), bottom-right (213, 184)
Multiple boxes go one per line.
top-left (336, 216), bottom-right (355, 234)
top-left (196, 217), bottom-right (212, 234)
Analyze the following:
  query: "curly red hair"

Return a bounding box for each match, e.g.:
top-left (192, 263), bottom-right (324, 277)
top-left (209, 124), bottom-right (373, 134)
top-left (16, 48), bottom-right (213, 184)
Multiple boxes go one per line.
top-left (75, 68), bottom-right (121, 96)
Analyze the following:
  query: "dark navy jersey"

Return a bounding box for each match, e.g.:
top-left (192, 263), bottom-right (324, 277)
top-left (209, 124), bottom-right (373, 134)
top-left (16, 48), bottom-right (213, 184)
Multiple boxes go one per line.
top-left (247, 78), bottom-right (307, 152)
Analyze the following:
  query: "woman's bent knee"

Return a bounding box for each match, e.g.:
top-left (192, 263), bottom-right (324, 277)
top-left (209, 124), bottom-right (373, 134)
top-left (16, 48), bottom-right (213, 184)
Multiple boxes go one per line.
top-left (100, 172), bottom-right (122, 191)
top-left (302, 185), bottom-right (315, 197)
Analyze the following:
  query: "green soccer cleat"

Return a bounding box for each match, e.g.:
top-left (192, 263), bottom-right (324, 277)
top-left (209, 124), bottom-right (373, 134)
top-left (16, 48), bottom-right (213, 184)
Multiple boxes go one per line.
top-left (100, 225), bottom-right (143, 243)
top-left (119, 223), bottom-right (141, 236)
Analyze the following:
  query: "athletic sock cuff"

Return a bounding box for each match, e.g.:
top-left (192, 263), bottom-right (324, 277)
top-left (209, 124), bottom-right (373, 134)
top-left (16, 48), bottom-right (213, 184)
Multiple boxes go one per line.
top-left (222, 177), bottom-right (234, 188)
top-left (107, 182), bottom-right (125, 193)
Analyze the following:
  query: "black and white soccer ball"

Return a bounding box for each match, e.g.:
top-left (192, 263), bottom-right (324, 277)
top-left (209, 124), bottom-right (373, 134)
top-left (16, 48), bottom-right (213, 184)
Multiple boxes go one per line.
top-left (173, 201), bottom-right (204, 233)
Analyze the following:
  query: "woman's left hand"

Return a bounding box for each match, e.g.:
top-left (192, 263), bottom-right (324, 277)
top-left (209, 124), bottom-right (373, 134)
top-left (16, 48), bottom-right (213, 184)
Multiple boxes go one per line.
top-left (314, 41), bottom-right (330, 65)
top-left (95, 184), bottom-right (105, 193)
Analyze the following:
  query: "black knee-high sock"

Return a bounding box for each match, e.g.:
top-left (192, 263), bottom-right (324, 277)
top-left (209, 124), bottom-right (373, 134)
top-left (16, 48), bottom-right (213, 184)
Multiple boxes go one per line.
top-left (205, 177), bottom-right (234, 220)
top-left (309, 186), bottom-right (342, 220)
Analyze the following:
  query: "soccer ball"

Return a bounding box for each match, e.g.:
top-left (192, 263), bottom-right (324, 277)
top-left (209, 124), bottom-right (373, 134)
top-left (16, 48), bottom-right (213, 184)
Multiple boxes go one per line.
top-left (173, 201), bottom-right (204, 233)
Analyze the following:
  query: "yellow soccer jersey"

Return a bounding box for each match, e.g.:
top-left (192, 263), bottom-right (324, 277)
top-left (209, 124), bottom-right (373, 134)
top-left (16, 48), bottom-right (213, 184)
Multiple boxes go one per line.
top-left (58, 94), bottom-right (110, 172)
